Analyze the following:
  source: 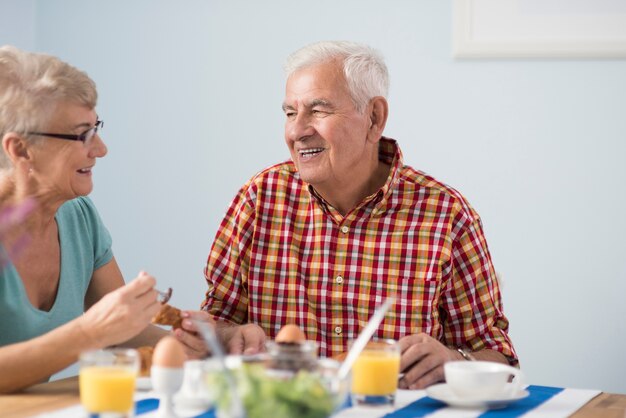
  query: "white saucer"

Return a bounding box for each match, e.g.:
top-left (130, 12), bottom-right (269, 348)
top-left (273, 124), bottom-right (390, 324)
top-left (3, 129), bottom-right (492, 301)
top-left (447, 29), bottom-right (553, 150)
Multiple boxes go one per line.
top-left (136, 377), bottom-right (152, 391)
top-left (426, 383), bottom-right (529, 409)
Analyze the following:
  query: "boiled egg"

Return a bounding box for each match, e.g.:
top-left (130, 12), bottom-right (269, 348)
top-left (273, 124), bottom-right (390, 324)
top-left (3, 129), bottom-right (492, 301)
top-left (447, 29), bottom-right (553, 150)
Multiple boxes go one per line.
top-left (152, 336), bottom-right (185, 368)
top-left (275, 324), bottom-right (307, 344)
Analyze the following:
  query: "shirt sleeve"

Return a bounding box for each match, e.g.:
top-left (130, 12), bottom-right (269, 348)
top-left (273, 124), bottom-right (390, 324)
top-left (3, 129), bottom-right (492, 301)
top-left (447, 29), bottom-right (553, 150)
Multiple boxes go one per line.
top-left (441, 208), bottom-right (519, 366)
top-left (201, 181), bottom-right (257, 324)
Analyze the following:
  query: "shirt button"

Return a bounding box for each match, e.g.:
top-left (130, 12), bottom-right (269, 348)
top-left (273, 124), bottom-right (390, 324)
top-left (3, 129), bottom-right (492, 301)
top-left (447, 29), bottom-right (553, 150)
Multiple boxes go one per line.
top-left (334, 326), bottom-right (342, 335)
top-left (335, 275), bottom-right (344, 284)
top-left (340, 226), bottom-right (349, 234)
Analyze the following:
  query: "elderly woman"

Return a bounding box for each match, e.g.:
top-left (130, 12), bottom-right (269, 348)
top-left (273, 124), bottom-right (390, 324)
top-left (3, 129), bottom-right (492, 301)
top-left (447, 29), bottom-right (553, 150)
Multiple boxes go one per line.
top-left (0, 45), bottom-right (172, 393)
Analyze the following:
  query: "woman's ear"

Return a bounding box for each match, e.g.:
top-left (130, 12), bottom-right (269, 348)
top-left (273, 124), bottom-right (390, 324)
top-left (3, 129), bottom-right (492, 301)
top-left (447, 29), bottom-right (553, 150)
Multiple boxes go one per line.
top-left (2, 133), bottom-right (32, 166)
top-left (366, 96), bottom-right (389, 143)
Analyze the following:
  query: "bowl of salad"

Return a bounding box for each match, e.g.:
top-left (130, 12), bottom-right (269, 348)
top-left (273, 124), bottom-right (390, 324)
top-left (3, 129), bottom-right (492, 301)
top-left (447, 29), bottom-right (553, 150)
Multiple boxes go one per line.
top-left (204, 326), bottom-right (349, 418)
top-left (205, 356), bottom-right (348, 418)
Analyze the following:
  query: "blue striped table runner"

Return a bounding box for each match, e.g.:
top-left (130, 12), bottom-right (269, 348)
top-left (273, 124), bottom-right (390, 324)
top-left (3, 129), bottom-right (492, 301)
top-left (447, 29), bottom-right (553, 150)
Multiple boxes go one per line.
top-left (382, 385), bottom-right (563, 418)
top-left (134, 385), bottom-right (568, 418)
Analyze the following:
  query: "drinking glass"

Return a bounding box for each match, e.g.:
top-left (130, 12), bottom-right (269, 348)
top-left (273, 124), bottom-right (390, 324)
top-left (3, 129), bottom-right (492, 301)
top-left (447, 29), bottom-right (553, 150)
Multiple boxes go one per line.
top-left (79, 348), bottom-right (139, 417)
top-left (350, 339), bottom-right (401, 407)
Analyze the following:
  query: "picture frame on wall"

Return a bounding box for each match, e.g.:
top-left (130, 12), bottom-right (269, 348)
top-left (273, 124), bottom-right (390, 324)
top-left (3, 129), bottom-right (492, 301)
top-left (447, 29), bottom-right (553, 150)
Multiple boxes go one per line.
top-left (453, 0), bottom-right (626, 58)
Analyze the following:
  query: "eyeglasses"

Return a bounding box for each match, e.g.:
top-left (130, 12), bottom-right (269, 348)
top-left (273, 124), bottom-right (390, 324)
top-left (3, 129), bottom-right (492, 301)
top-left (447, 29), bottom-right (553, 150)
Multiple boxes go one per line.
top-left (27, 119), bottom-right (103, 146)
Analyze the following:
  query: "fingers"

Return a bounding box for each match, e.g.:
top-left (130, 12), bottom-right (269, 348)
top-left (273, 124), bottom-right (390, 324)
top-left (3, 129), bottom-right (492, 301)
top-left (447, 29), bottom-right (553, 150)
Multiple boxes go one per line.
top-left (115, 271), bottom-right (157, 306)
top-left (174, 327), bottom-right (210, 359)
top-left (399, 350), bottom-right (440, 389)
top-left (226, 333), bottom-right (244, 355)
top-left (102, 272), bottom-right (160, 327)
top-left (216, 323), bottom-right (267, 355)
top-left (399, 361), bottom-right (444, 390)
top-left (175, 311), bottom-right (216, 359)
top-left (121, 272), bottom-right (163, 316)
top-left (174, 317), bottom-right (267, 357)
top-left (241, 324), bottom-right (267, 355)
top-left (79, 272), bottom-right (167, 348)
top-left (225, 324), bottom-right (267, 355)
top-left (398, 333), bottom-right (428, 371)
top-left (397, 333), bottom-right (449, 390)
top-left (398, 333), bottom-right (423, 353)
top-left (125, 271), bottom-right (157, 295)
top-left (181, 311), bottom-right (215, 328)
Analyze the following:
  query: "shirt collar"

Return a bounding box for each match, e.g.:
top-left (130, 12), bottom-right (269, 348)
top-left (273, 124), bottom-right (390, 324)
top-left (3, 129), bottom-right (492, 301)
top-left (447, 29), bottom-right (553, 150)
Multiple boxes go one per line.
top-left (376, 137), bottom-right (402, 200)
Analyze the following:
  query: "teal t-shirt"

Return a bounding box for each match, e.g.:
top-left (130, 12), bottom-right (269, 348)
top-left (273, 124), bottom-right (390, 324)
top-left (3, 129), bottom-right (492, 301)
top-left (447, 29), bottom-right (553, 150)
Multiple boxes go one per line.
top-left (0, 196), bottom-right (113, 346)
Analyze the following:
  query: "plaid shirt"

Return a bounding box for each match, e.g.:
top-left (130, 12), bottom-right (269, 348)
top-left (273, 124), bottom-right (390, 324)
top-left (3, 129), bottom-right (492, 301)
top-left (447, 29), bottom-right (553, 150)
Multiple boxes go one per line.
top-left (203, 138), bottom-right (517, 363)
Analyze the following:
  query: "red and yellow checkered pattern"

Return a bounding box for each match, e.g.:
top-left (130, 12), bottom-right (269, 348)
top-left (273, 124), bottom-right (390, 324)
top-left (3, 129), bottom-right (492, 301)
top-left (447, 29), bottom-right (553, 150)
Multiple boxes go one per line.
top-left (202, 138), bottom-right (517, 363)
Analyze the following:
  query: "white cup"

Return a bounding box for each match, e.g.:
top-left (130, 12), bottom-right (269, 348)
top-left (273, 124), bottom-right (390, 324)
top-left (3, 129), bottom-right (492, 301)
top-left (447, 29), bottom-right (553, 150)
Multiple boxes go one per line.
top-left (444, 361), bottom-right (524, 399)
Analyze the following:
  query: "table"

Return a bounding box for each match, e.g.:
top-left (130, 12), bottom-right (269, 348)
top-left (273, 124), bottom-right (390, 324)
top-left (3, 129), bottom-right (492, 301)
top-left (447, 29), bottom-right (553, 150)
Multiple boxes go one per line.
top-left (1, 377), bottom-right (625, 418)
top-left (1, 378), bottom-right (79, 418)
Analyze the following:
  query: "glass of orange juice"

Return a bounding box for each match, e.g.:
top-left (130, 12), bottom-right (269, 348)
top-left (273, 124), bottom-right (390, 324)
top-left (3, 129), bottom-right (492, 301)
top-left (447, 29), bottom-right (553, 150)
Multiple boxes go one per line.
top-left (351, 339), bottom-right (401, 407)
top-left (79, 348), bottom-right (139, 417)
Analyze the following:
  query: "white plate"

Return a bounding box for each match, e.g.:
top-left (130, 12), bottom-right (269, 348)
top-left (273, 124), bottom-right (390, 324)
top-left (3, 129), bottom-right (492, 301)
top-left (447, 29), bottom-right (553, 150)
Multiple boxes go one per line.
top-left (426, 383), bottom-right (529, 409)
top-left (136, 377), bottom-right (152, 391)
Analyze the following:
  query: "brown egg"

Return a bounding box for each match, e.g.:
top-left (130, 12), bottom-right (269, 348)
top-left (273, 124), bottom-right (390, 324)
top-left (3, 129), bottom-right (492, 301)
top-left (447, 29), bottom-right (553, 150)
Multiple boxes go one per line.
top-left (152, 336), bottom-right (185, 368)
top-left (275, 324), bottom-right (307, 344)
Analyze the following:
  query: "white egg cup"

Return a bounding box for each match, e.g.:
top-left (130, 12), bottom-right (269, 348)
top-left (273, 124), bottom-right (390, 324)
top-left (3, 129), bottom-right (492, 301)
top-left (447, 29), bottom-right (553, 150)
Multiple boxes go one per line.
top-left (174, 360), bottom-right (212, 410)
top-left (151, 365), bottom-right (184, 418)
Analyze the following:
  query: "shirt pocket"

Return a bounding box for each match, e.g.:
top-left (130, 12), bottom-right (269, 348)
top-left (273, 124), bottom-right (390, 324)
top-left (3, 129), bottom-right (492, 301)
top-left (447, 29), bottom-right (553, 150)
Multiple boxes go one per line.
top-left (376, 279), bottom-right (441, 340)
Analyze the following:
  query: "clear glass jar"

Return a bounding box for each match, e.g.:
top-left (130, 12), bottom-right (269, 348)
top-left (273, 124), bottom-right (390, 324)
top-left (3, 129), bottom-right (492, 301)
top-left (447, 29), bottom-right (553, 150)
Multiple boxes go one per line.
top-left (265, 340), bottom-right (319, 372)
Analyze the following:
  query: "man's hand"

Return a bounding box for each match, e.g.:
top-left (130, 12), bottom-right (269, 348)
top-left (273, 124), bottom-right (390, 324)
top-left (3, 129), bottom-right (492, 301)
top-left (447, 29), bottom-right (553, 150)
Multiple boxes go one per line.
top-left (174, 310), bottom-right (214, 359)
top-left (216, 322), bottom-right (267, 355)
top-left (397, 333), bottom-right (459, 390)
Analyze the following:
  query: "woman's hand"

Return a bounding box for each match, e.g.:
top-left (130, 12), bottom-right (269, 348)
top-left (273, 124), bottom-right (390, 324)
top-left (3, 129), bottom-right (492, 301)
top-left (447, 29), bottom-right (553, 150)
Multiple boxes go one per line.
top-left (79, 271), bottom-right (161, 348)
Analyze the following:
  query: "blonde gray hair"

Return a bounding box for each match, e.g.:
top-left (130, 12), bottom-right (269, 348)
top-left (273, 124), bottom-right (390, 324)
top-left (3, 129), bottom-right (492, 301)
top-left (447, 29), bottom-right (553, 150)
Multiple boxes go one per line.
top-left (0, 45), bottom-right (97, 170)
top-left (283, 41), bottom-right (389, 113)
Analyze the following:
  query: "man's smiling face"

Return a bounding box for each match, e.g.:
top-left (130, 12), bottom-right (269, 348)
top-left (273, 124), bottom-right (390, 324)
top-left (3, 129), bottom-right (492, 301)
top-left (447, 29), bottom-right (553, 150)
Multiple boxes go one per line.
top-left (283, 60), bottom-right (372, 193)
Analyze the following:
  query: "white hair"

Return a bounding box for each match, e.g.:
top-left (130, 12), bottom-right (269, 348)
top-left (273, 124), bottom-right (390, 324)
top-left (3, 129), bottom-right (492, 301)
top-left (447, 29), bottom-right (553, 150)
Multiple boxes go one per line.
top-left (0, 45), bottom-right (97, 170)
top-left (283, 41), bottom-right (389, 113)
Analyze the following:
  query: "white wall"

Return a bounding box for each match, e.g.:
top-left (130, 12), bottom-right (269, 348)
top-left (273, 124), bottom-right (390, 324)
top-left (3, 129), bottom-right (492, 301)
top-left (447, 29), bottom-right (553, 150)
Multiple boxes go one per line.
top-left (4, 0), bottom-right (626, 393)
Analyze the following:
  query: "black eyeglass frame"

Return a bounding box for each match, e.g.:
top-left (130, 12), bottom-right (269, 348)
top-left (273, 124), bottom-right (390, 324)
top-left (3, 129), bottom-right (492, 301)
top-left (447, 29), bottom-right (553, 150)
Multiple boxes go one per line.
top-left (27, 119), bottom-right (103, 144)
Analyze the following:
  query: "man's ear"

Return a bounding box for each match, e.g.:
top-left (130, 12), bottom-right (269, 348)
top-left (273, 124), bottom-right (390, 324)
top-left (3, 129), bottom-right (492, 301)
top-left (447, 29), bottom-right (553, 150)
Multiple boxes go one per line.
top-left (366, 96), bottom-right (389, 143)
top-left (2, 133), bottom-right (32, 166)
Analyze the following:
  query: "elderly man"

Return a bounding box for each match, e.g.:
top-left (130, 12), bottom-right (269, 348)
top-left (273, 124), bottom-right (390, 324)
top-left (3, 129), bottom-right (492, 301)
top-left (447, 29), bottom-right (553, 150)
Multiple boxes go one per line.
top-left (195, 41), bottom-right (518, 390)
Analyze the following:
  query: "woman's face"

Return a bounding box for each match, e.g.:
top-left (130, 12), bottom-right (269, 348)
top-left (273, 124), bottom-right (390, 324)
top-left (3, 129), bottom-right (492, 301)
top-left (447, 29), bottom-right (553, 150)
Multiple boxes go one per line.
top-left (29, 102), bottom-right (107, 201)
